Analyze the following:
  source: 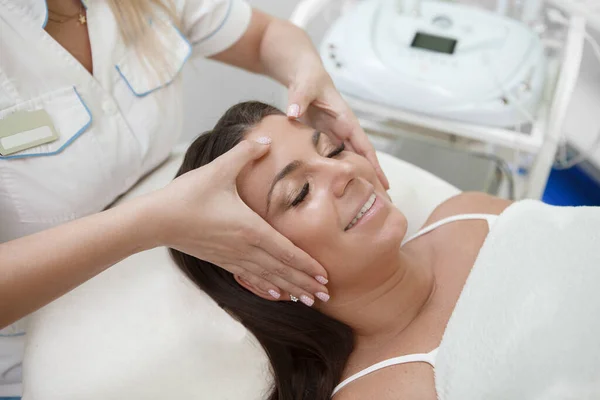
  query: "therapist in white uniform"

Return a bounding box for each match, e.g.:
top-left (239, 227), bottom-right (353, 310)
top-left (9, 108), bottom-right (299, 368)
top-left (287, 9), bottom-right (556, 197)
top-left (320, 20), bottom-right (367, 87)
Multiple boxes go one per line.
top-left (0, 0), bottom-right (389, 397)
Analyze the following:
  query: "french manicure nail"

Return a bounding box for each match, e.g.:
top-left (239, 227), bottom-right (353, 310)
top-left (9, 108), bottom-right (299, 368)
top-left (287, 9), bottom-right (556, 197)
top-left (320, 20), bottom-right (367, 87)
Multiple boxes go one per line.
top-left (255, 136), bottom-right (272, 145)
top-left (315, 292), bottom-right (330, 302)
top-left (268, 289), bottom-right (281, 299)
top-left (287, 104), bottom-right (300, 118)
top-left (300, 295), bottom-right (314, 307)
top-left (315, 275), bottom-right (329, 285)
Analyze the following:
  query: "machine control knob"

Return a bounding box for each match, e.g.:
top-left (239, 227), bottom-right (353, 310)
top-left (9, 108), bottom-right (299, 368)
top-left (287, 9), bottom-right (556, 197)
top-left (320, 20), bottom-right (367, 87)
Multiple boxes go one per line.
top-left (432, 15), bottom-right (453, 29)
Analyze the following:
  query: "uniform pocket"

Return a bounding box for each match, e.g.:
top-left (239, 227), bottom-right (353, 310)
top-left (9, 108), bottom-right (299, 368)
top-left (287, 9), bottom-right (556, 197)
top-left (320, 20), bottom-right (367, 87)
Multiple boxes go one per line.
top-left (115, 23), bottom-right (192, 97)
top-left (0, 86), bottom-right (111, 225)
top-left (0, 86), bottom-right (92, 159)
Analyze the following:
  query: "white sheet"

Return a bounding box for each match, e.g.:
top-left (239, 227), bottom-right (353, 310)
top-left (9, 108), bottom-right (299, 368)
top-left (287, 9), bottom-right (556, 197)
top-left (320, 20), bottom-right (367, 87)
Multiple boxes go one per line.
top-left (436, 200), bottom-right (600, 399)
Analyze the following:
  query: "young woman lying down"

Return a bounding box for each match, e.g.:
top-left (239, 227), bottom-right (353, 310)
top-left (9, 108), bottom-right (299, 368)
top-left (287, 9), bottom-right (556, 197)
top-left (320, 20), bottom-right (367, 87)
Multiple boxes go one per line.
top-left (169, 101), bottom-right (600, 400)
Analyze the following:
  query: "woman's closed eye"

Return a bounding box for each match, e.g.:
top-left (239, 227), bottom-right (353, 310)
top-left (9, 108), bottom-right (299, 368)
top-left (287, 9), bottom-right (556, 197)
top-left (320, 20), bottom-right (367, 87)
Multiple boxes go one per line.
top-left (288, 143), bottom-right (346, 208)
top-left (326, 143), bottom-right (345, 158)
top-left (291, 182), bottom-right (310, 207)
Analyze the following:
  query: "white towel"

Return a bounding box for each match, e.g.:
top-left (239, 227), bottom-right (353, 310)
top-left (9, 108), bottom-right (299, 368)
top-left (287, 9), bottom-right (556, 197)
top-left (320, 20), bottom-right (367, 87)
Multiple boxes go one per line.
top-left (436, 200), bottom-right (600, 400)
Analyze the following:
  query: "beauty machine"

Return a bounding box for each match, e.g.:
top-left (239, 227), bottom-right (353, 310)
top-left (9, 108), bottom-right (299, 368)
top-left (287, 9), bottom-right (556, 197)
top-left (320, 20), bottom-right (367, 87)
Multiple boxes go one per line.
top-left (320, 0), bottom-right (548, 127)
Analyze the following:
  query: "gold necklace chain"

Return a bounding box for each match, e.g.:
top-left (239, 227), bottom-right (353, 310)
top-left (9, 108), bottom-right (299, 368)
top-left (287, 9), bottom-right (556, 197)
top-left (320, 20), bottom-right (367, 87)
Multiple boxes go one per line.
top-left (47, 3), bottom-right (86, 25)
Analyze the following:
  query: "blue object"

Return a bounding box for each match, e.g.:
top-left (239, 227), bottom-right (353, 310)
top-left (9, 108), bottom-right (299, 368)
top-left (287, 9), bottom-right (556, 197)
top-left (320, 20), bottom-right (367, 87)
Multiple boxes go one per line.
top-left (543, 165), bottom-right (600, 206)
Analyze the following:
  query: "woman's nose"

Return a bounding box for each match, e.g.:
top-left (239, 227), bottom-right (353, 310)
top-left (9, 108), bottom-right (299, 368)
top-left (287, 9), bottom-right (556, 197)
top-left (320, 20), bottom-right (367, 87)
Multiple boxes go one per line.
top-left (329, 160), bottom-right (356, 198)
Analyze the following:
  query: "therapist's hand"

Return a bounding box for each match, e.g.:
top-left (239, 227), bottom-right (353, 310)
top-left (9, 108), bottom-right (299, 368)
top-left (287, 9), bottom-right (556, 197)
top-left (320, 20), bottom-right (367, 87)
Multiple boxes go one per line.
top-left (286, 72), bottom-right (390, 190)
top-left (151, 139), bottom-right (329, 306)
top-left (210, 9), bottom-right (386, 189)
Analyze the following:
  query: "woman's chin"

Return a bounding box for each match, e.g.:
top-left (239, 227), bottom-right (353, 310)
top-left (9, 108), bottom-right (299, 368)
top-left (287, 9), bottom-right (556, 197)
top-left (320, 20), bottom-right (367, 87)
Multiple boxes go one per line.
top-left (376, 192), bottom-right (408, 238)
top-left (352, 205), bottom-right (407, 262)
top-left (381, 212), bottom-right (408, 247)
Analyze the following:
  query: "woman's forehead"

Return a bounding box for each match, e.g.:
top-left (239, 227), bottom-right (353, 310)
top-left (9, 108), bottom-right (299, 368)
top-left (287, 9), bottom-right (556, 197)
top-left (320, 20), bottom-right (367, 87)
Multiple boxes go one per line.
top-left (237, 116), bottom-right (315, 216)
top-left (246, 115), bottom-right (309, 141)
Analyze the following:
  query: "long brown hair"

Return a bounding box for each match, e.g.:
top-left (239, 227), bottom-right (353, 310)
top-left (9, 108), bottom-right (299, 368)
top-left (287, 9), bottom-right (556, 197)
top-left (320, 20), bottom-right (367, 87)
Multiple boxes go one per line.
top-left (169, 102), bottom-right (354, 400)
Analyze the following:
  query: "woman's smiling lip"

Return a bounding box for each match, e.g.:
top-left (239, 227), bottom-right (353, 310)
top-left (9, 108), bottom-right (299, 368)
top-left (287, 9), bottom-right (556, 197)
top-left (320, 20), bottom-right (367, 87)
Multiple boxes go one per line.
top-left (345, 193), bottom-right (382, 231)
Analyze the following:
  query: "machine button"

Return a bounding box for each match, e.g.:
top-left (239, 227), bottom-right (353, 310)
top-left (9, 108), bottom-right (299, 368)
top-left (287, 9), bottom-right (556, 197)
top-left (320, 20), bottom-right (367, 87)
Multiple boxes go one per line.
top-left (432, 15), bottom-right (453, 29)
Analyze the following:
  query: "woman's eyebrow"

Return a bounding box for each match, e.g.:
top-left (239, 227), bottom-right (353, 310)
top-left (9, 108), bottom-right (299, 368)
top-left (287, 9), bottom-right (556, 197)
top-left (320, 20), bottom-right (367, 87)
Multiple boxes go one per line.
top-left (266, 160), bottom-right (302, 213)
top-left (265, 131), bottom-right (320, 213)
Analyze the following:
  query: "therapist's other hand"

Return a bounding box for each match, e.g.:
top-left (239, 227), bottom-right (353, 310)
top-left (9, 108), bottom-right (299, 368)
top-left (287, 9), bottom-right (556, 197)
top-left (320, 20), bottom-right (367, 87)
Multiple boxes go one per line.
top-left (286, 72), bottom-right (390, 190)
top-left (151, 138), bottom-right (329, 306)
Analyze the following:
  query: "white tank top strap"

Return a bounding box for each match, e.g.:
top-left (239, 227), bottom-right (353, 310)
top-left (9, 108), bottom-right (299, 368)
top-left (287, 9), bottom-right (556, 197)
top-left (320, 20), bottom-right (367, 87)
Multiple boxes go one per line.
top-left (403, 213), bottom-right (498, 245)
top-left (331, 348), bottom-right (439, 397)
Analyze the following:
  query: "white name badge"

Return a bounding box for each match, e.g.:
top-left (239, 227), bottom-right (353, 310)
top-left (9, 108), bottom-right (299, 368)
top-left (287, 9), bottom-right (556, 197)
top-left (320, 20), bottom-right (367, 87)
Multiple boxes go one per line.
top-left (0, 109), bottom-right (59, 156)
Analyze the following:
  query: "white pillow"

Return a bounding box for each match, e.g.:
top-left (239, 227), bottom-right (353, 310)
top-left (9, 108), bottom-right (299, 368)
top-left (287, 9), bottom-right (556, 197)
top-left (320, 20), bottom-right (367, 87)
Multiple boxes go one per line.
top-left (22, 152), bottom-right (459, 400)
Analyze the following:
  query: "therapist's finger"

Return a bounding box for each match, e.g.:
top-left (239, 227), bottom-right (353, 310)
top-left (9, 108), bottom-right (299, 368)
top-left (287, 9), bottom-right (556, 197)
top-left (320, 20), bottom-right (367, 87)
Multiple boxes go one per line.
top-left (263, 273), bottom-right (321, 306)
top-left (247, 246), bottom-right (329, 301)
top-left (229, 263), bottom-right (284, 300)
top-left (233, 260), bottom-right (324, 307)
top-left (214, 138), bottom-right (272, 180)
top-left (348, 129), bottom-right (390, 190)
top-left (286, 87), bottom-right (312, 120)
top-left (364, 147), bottom-right (389, 190)
top-left (250, 220), bottom-right (329, 288)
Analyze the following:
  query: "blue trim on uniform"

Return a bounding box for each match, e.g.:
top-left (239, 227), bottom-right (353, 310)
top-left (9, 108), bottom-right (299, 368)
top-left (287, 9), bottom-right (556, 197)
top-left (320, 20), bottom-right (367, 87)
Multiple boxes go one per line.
top-left (115, 25), bottom-right (193, 98)
top-left (114, 65), bottom-right (142, 96)
top-left (0, 332), bottom-right (25, 337)
top-left (0, 87), bottom-right (93, 160)
top-left (193, 0), bottom-right (234, 44)
top-left (41, 0), bottom-right (49, 28)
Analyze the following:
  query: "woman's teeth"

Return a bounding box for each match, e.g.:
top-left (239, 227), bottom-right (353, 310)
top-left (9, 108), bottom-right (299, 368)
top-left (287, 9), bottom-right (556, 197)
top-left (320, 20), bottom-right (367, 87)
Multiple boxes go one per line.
top-left (346, 193), bottom-right (377, 230)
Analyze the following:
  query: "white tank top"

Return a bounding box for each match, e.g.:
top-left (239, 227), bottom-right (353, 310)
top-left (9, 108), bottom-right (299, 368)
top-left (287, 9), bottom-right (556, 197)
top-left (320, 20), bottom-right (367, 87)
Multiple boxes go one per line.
top-left (332, 213), bottom-right (498, 397)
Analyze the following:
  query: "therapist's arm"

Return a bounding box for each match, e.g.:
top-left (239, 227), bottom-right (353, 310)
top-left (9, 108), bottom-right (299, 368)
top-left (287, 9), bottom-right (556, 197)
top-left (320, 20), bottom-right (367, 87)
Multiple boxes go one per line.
top-left (210, 9), bottom-right (389, 189)
top-left (0, 140), bottom-right (329, 328)
top-left (209, 10), bottom-right (313, 89)
top-left (0, 198), bottom-right (155, 327)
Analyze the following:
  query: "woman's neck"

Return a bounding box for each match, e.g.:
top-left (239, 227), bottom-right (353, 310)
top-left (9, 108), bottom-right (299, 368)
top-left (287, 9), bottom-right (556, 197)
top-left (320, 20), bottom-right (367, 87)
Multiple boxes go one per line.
top-left (46, 0), bottom-right (82, 14)
top-left (326, 245), bottom-right (437, 347)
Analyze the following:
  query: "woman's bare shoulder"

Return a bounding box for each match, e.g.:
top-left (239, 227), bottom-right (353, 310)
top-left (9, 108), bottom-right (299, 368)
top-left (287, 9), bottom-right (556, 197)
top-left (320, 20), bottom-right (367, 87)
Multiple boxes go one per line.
top-left (424, 192), bottom-right (513, 227)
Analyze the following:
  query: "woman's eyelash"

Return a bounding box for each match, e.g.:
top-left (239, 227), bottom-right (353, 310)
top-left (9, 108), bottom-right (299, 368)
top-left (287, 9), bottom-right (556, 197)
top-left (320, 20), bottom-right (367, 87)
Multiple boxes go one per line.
top-left (326, 143), bottom-right (345, 158)
top-left (289, 143), bottom-right (345, 208)
top-left (291, 182), bottom-right (310, 207)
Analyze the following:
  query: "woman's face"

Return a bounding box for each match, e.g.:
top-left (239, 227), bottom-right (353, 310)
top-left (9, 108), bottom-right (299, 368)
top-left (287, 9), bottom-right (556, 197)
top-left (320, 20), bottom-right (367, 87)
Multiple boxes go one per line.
top-left (238, 116), bottom-right (408, 293)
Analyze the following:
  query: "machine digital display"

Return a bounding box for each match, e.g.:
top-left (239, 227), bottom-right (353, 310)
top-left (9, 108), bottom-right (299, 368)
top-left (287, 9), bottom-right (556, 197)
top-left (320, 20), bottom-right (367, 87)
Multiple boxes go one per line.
top-left (411, 32), bottom-right (457, 54)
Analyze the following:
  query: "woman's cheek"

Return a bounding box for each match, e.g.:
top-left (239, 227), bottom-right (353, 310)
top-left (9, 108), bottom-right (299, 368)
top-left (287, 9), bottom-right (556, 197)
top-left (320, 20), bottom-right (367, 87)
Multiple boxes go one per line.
top-left (277, 205), bottom-right (338, 257)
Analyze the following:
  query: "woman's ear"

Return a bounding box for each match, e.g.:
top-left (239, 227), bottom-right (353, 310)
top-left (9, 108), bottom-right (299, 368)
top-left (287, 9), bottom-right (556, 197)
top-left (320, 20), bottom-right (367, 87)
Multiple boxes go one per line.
top-left (234, 274), bottom-right (282, 302)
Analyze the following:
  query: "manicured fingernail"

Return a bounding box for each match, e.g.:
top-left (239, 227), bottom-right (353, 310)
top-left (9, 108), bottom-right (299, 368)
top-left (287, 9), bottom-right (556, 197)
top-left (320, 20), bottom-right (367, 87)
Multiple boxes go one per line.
top-left (300, 295), bottom-right (314, 307)
top-left (254, 136), bottom-right (271, 145)
top-left (287, 104), bottom-right (300, 118)
top-left (315, 292), bottom-right (330, 302)
top-left (315, 275), bottom-right (328, 285)
top-left (268, 289), bottom-right (281, 299)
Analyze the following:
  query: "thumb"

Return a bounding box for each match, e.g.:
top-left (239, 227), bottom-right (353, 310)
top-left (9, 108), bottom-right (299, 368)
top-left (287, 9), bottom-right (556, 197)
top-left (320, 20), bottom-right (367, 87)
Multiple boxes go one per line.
top-left (216, 137), bottom-right (272, 177)
top-left (287, 88), bottom-right (312, 119)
